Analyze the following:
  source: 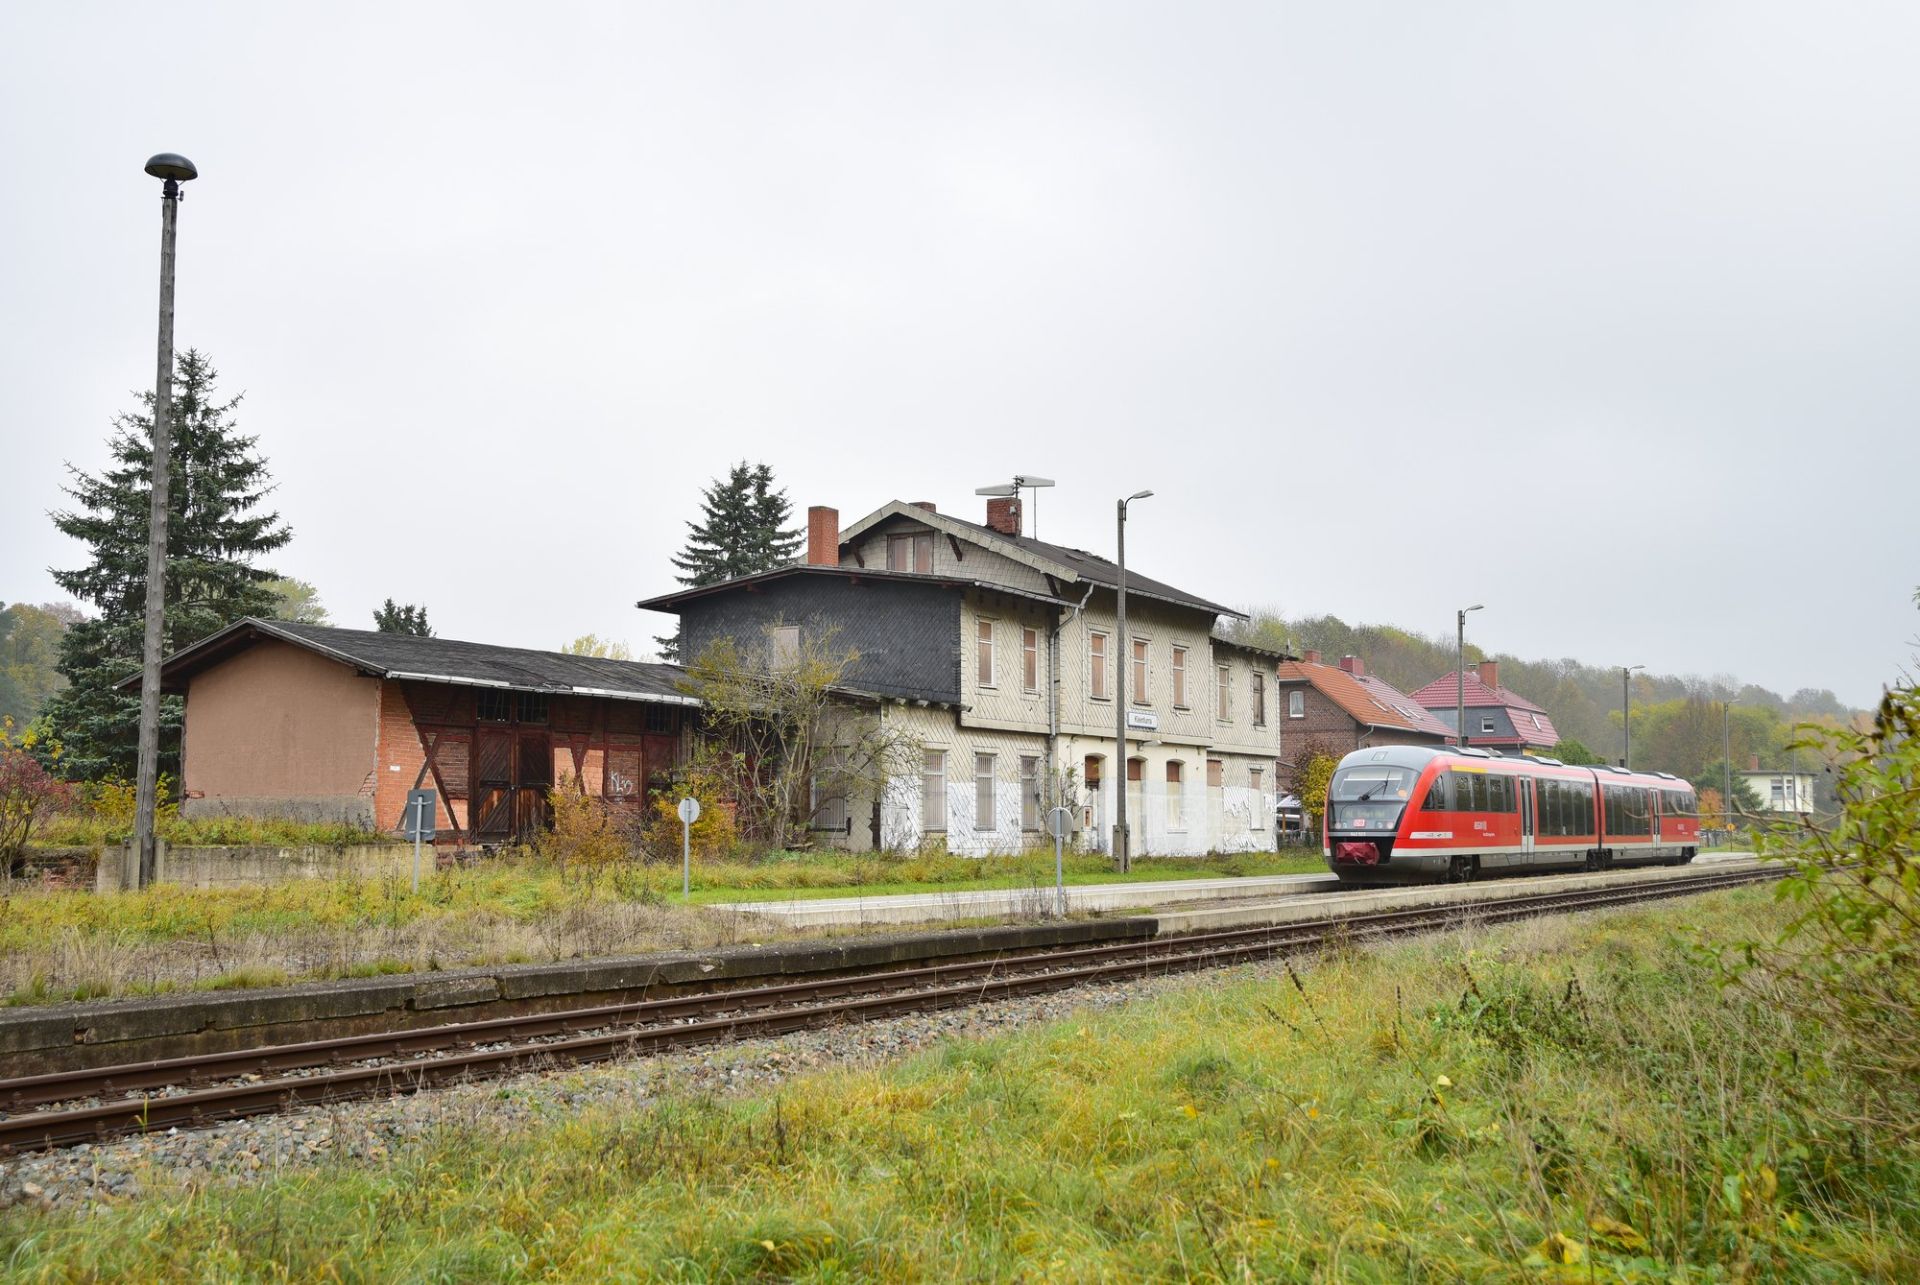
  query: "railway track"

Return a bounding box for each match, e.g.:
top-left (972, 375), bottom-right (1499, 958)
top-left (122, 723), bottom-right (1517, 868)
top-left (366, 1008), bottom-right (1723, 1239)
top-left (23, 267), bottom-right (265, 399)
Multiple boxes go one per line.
top-left (0, 864), bottom-right (1778, 1156)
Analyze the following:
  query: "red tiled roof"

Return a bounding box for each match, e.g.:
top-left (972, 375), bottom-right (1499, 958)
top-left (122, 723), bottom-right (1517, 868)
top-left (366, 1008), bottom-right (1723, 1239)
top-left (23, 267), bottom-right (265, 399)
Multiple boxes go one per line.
top-left (1408, 670), bottom-right (1548, 714)
top-left (1408, 670), bottom-right (1559, 748)
top-left (1275, 661), bottom-right (1453, 739)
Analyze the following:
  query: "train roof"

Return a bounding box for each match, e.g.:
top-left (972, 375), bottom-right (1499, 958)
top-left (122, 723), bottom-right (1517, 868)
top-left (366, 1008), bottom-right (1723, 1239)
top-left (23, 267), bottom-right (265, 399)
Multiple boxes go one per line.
top-left (1332, 744), bottom-right (1695, 791)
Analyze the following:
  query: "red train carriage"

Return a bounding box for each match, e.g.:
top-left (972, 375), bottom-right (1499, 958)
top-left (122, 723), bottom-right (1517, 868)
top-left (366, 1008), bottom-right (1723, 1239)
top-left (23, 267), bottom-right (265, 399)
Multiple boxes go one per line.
top-left (1322, 745), bottom-right (1698, 883)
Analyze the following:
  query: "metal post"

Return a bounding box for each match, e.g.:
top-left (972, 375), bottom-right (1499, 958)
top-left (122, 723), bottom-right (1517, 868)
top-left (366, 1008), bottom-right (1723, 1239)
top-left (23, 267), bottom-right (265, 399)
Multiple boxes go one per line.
top-left (1455, 613), bottom-right (1466, 748)
top-left (682, 816), bottom-right (692, 899)
top-left (411, 796), bottom-right (423, 895)
top-left (1723, 699), bottom-right (1733, 836)
top-left (134, 156), bottom-right (194, 889)
top-left (1114, 499), bottom-right (1129, 872)
top-left (1454, 605), bottom-right (1481, 748)
top-left (1112, 491), bottom-right (1151, 872)
top-left (1621, 665), bottom-right (1643, 769)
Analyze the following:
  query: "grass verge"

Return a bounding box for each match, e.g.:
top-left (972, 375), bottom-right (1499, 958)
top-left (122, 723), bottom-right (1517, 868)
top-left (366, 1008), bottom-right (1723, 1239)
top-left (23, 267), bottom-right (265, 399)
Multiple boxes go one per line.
top-left (0, 850), bottom-right (1317, 1005)
top-left (3, 888), bottom-right (1913, 1280)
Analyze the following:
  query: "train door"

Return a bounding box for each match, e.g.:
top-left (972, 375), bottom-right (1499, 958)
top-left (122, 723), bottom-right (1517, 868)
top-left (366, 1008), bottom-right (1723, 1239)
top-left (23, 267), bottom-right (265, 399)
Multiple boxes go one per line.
top-left (1650, 788), bottom-right (1662, 855)
top-left (1519, 777), bottom-right (1537, 865)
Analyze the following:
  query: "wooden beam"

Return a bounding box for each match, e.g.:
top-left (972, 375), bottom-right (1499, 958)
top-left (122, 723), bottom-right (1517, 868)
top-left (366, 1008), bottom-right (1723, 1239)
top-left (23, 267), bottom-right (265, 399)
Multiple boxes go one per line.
top-left (946, 534), bottom-right (964, 562)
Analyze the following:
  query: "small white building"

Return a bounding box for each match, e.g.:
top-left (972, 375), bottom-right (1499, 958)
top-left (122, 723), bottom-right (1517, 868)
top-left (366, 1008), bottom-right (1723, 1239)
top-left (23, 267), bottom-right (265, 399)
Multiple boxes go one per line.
top-left (1738, 767), bottom-right (1816, 817)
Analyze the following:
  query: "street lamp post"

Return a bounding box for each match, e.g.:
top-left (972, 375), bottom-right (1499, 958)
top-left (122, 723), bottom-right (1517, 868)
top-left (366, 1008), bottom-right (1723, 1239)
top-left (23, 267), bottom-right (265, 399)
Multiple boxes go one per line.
top-left (1723, 698), bottom-right (1735, 835)
top-left (133, 152), bottom-right (197, 890)
top-left (1621, 664), bottom-right (1645, 770)
top-left (1455, 605), bottom-right (1483, 748)
top-left (1112, 489), bottom-right (1153, 872)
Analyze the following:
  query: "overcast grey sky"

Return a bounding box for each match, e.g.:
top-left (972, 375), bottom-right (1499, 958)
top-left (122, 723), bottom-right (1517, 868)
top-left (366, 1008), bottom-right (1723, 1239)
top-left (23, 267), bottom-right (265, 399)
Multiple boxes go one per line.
top-left (3, 2), bottom-right (1915, 707)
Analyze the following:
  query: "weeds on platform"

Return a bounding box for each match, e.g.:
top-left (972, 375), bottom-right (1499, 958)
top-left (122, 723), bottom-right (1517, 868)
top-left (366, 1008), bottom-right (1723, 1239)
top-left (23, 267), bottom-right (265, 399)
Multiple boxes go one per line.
top-left (4, 890), bottom-right (1915, 1280)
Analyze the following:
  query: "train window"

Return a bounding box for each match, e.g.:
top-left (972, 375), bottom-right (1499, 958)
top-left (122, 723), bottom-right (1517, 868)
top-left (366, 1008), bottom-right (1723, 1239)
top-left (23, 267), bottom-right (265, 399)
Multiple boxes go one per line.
top-left (1424, 773), bottom-right (1451, 811)
top-left (1457, 772), bottom-right (1486, 811)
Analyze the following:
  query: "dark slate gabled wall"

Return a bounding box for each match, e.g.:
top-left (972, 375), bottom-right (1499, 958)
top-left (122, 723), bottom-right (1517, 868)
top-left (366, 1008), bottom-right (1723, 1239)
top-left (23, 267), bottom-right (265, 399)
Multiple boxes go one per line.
top-left (676, 577), bottom-right (963, 704)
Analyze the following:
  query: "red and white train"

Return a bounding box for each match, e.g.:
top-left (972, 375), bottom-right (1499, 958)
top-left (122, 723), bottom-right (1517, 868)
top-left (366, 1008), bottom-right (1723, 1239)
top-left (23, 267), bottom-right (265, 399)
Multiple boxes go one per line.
top-left (1322, 744), bottom-right (1699, 882)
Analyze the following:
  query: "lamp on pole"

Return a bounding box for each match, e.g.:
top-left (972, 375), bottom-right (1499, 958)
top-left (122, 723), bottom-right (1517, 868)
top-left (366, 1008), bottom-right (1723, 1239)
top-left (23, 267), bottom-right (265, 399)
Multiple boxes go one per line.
top-left (1722, 698), bottom-right (1735, 835)
top-left (1621, 664), bottom-right (1645, 769)
top-left (133, 152), bottom-right (197, 890)
top-left (1112, 489), bottom-right (1153, 872)
top-left (1455, 605), bottom-right (1483, 748)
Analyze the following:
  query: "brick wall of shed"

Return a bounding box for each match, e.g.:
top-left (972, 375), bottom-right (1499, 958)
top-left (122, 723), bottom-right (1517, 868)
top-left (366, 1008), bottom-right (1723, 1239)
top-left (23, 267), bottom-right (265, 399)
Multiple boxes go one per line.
top-left (372, 680), bottom-right (432, 835)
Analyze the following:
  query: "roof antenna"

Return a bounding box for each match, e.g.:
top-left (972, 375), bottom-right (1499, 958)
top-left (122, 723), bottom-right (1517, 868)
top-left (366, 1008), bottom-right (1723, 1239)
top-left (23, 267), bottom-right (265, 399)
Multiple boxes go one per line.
top-left (972, 475), bottom-right (1056, 538)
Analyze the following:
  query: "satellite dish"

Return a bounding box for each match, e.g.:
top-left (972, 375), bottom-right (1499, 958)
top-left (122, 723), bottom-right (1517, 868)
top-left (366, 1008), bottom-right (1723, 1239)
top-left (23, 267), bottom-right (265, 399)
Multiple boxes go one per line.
top-left (974, 483), bottom-right (1018, 497)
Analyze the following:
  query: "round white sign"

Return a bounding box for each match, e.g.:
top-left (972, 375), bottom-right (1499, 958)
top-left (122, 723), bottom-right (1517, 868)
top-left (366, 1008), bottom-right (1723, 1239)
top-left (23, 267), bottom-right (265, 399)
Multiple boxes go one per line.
top-left (677, 797), bottom-right (701, 825)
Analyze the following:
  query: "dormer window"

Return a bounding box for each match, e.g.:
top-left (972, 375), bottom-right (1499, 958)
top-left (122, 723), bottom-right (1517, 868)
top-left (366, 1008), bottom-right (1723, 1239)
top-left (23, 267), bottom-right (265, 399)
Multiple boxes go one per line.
top-left (887, 532), bottom-right (933, 574)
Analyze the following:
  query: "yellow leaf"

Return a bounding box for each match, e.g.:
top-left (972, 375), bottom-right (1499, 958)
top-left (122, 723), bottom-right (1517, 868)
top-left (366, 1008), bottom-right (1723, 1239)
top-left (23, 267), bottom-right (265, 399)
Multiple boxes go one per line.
top-left (760, 1240), bottom-right (777, 1252)
top-left (1532, 1233), bottom-right (1585, 1265)
top-left (1434, 1075), bottom-right (1453, 1088)
top-left (1182, 1104), bottom-right (1199, 1118)
top-left (1265, 1158), bottom-right (1281, 1169)
top-left (1307, 1107), bottom-right (1319, 1119)
top-left (1588, 1215), bottom-right (1648, 1252)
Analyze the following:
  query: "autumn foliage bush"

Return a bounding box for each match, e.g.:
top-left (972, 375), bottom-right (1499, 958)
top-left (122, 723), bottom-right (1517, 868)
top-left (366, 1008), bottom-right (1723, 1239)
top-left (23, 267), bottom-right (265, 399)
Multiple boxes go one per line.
top-left (0, 718), bottom-right (75, 869)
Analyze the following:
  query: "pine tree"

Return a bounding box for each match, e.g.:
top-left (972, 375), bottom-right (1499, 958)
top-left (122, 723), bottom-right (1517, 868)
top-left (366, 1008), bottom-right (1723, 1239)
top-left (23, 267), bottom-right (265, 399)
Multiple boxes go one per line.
top-left (373, 600), bottom-right (433, 636)
top-left (39, 351), bottom-right (290, 781)
top-left (656, 462), bottom-right (802, 659)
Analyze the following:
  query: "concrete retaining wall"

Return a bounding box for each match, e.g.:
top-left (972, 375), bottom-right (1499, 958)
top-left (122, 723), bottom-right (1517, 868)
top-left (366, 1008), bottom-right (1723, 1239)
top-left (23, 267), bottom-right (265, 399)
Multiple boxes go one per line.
top-left (0, 917), bottom-right (1156, 1076)
top-left (95, 841), bottom-right (418, 893)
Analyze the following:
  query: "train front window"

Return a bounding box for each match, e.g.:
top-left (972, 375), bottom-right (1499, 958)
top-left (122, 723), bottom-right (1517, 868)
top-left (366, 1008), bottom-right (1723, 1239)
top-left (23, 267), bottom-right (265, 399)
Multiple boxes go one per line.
top-left (1328, 765), bottom-right (1417, 831)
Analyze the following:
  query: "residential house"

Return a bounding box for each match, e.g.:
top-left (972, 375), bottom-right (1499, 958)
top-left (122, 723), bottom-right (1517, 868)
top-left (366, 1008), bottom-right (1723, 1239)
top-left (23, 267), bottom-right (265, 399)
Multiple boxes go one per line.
top-left (639, 496), bottom-right (1287, 856)
top-left (1737, 755), bottom-right (1816, 818)
top-left (1407, 661), bottom-right (1559, 751)
top-left (1273, 652), bottom-right (1454, 773)
top-left (126, 619), bottom-right (692, 841)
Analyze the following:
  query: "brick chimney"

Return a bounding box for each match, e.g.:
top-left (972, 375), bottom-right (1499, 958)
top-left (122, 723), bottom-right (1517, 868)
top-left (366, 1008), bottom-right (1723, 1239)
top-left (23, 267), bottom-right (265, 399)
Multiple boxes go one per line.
top-left (911, 501), bottom-right (937, 513)
top-left (1476, 660), bottom-right (1500, 691)
top-left (1303, 649), bottom-right (1322, 665)
top-left (1339, 655), bottom-right (1365, 677)
top-left (985, 495), bottom-right (1022, 536)
top-left (1749, 754), bottom-right (1761, 772)
top-left (806, 506), bottom-right (840, 566)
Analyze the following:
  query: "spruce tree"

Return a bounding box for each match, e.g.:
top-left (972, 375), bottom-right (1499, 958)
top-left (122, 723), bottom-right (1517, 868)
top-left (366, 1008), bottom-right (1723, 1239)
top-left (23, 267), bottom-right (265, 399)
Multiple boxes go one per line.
top-left (373, 600), bottom-right (433, 636)
top-left (656, 462), bottom-right (802, 659)
top-left (40, 351), bottom-right (290, 781)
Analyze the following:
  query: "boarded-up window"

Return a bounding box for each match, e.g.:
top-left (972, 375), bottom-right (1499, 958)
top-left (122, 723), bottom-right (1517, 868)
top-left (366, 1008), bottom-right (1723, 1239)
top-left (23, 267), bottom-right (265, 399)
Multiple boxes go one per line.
top-left (1250, 672), bottom-right (1266, 726)
top-left (1249, 767), bottom-right (1265, 829)
top-left (975, 753), bottom-right (996, 830)
top-left (1127, 757), bottom-right (1144, 783)
top-left (1206, 759), bottom-right (1223, 788)
top-left (1090, 632), bottom-right (1109, 700)
top-left (605, 749), bottom-right (642, 799)
top-left (976, 620), bottom-right (995, 686)
top-left (1131, 639), bottom-right (1149, 704)
top-left (434, 737), bottom-right (471, 796)
top-left (1022, 628), bottom-right (1039, 692)
top-left (1172, 647), bottom-right (1187, 707)
top-left (769, 625), bottom-right (800, 668)
top-left (1166, 760), bottom-right (1185, 829)
top-left (1216, 666), bottom-right (1231, 720)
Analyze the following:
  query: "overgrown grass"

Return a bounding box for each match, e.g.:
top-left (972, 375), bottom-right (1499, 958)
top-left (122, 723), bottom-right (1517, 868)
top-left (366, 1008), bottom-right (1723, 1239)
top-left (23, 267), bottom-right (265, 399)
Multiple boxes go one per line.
top-left (686, 847), bottom-right (1322, 902)
top-left (32, 812), bottom-right (390, 850)
top-left (0, 849), bottom-right (1312, 1004)
top-left (5, 890), bottom-right (1913, 1279)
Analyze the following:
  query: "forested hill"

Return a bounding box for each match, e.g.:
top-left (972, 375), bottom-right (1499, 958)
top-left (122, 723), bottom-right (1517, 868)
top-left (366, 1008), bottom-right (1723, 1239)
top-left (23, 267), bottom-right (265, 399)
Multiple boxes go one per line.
top-left (1228, 611), bottom-right (1860, 788)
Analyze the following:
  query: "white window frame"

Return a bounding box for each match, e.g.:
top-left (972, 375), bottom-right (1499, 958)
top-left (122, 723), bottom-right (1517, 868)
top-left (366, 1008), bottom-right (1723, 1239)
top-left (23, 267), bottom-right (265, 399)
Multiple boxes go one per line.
top-left (1216, 665), bottom-right (1231, 721)
top-left (1287, 689), bottom-right (1305, 719)
top-left (1131, 637), bottom-right (1150, 706)
top-left (974, 752), bottom-right (997, 831)
top-left (1020, 755), bottom-right (1041, 830)
top-left (976, 618), bottom-right (996, 688)
top-left (1171, 646), bottom-right (1188, 708)
top-left (921, 750), bottom-right (947, 832)
top-left (1021, 627), bottom-right (1040, 694)
top-left (1480, 715), bottom-right (1496, 735)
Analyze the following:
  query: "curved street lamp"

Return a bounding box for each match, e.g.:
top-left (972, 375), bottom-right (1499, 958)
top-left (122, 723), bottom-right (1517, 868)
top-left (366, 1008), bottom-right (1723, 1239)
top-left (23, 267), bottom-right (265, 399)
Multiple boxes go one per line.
top-left (1112, 490), bottom-right (1153, 871)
